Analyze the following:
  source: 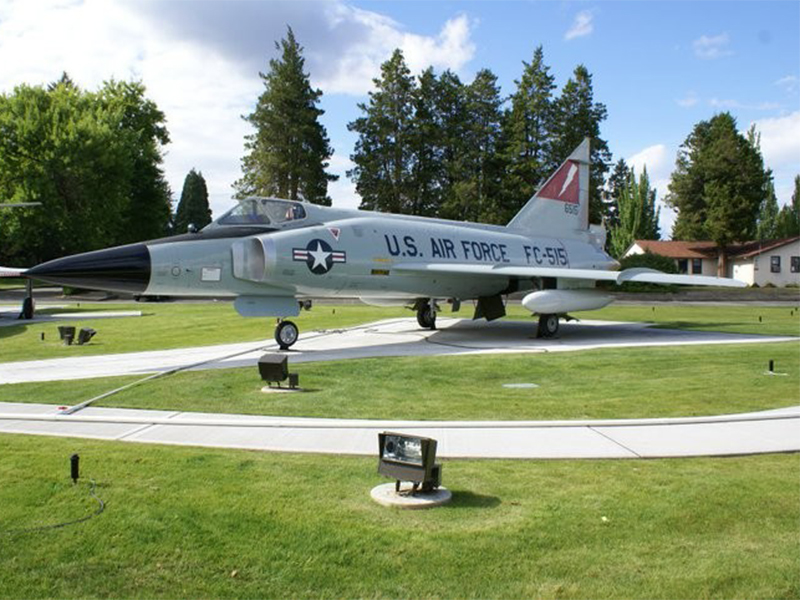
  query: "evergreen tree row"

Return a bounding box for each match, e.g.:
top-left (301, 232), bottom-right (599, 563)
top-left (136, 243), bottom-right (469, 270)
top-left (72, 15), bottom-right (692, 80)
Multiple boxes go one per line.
top-left (347, 47), bottom-right (612, 225)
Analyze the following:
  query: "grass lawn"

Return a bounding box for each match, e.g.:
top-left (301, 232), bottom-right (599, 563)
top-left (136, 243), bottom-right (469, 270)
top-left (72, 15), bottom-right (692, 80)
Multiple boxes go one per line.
top-left (1, 303), bottom-right (798, 599)
top-left (0, 342), bottom-right (797, 421)
top-left (0, 434), bottom-right (797, 599)
top-left (0, 303), bottom-right (410, 362)
top-left (0, 301), bottom-right (797, 364)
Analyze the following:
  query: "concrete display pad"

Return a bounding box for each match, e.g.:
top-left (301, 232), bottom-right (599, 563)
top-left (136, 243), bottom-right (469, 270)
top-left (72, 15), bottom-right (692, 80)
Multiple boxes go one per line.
top-left (370, 483), bottom-right (452, 509)
top-left (0, 308), bottom-right (142, 327)
top-left (0, 317), bottom-right (795, 384)
top-left (0, 402), bottom-right (797, 459)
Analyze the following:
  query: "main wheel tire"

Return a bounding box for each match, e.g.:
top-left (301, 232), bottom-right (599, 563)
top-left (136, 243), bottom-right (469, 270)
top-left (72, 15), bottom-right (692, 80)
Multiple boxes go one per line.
top-left (537, 314), bottom-right (559, 338)
top-left (416, 305), bottom-right (436, 330)
top-left (275, 320), bottom-right (299, 349)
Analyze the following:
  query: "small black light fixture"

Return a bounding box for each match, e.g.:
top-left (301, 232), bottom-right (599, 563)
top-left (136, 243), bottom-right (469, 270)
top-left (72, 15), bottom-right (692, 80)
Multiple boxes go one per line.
top-left (258, 353), bottom-right (299, 389)
top-left (58, 325), bottom-right (76, 345)
top-left (77, 328), bottom-right (97, 345)
top-left (378, 432), bottom-right (441, 494)
top-left (70, 454), bottom-right (80, 484)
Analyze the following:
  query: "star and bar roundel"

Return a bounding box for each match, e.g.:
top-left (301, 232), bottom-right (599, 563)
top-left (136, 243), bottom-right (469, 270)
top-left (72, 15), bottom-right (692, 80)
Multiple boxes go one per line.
top-left (292, 239), bottom-right (347, 275)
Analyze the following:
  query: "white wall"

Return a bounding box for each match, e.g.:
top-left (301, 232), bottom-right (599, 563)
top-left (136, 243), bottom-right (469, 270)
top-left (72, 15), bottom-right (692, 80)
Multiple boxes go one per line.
top-left (751, 239), bottom-right (800, 287)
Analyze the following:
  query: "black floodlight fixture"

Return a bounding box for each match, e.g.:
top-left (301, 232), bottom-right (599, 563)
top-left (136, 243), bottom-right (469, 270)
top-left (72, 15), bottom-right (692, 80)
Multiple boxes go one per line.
top-left (77, 328), bottom-right (96, 345)
top-left (58, 325), bottom-right (76, 345)
top-left (378, 432), bottom-right (441, 493)
top-left (258, 353), bottom-right (299, 388)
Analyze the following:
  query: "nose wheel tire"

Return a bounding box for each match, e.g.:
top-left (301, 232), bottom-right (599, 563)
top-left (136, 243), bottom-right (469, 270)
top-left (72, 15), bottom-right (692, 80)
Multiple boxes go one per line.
top-left (416, 305), bottom-right (437, 330)
top-left (537, 314), bottom-right (559, 338)
top-left (275, 320), bottom-right (299, 349)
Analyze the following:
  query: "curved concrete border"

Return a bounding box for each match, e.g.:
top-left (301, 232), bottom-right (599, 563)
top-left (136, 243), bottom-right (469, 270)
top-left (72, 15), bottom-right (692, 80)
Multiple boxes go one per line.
top-left (0, 402), bottom-right (797, 459)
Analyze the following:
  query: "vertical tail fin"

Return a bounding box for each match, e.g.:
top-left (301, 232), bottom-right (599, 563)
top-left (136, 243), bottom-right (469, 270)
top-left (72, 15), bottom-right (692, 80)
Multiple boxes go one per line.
top-left (506, 138), bottom-right (590, 237)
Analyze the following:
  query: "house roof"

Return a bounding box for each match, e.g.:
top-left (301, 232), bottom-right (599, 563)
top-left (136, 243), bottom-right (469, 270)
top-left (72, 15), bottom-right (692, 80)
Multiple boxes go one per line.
top-left (632, 236), bottom-right (800, 260)
top-left (632, 240), bottom-right (716, 259)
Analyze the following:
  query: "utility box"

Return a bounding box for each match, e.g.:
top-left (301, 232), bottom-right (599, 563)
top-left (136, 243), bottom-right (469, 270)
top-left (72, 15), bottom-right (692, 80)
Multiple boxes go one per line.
top-left (259, 353), bottom-right (288, 383)
top-left (258, 353), bottom-right (299, 389)
top-left (378, 432), bottom-right (441, 493)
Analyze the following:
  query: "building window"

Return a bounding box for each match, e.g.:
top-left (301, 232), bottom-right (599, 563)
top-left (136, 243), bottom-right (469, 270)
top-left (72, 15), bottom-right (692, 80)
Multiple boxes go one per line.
top-left (791, 256), bottom-right (800, 273)
top-left (692, 258), bottom-right (702, 274)
top-left (677, 259), bottom-right (688, 274)
top-left (770, 256), bottom-right (781, 273)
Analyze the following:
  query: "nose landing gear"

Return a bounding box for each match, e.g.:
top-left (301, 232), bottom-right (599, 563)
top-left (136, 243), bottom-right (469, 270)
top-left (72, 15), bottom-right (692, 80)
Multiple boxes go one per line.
top-left (275, 319), bottom-right (299, 350)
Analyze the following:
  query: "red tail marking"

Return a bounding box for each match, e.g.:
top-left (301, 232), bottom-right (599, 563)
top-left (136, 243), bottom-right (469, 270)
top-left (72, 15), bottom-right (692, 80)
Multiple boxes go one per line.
top-left (537, 160), bottom-right (580, 204)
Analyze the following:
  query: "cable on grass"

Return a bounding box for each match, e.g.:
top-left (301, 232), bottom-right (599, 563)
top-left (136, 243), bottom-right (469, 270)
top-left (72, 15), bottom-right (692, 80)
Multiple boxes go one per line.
top-left (0, 479), bottom-right (105, 535)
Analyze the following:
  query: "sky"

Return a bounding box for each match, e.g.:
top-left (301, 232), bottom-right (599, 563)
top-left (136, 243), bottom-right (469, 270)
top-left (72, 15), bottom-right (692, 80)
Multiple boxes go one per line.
top-left (0, 0), bottom-right (798, 238)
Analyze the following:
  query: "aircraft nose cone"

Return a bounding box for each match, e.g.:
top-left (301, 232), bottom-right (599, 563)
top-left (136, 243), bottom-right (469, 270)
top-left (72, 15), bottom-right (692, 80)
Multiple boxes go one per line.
top-left (26, 244), bottom-right (151, 294)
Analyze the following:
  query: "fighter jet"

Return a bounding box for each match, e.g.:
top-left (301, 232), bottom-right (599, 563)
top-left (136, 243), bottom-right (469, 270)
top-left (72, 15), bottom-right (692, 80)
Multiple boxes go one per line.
top-left (24, 139), bottom-right (744, 348)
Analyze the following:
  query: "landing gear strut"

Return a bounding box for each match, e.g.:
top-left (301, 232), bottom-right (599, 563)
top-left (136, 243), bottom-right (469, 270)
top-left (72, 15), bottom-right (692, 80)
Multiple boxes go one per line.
top-left (275, 319), bottom-right (299, 350)
top-left (416, 300), bottom-right (437, 330)
top-left (537, 314), bottom-right (559, 338)
top-left (19, 279), bottom-right (34, 320)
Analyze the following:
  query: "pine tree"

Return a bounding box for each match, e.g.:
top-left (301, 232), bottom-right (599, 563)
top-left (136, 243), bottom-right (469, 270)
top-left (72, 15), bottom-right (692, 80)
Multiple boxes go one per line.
top-left (667, 112), bottom-right (768, 275)
top-left (602, 159), bottom-right (631, 230)
top-left (756, 177), bottom-right (779, 240)
top-left (433, 70), bottom-right (467, 218)
top-left (174, 169), bottom-right (212, 233)
top-left (608, 167), bottom-right (660, 259)
top-left (774, 174), bottom-right (800, 238)
top-left (498, 46), bottom-right (557, 222)
top-left (348, 49), bottom-right (416, 214)
top-left (551, 65), bottom-right (612, 224)
top-left (443, 68), bottom-right (504, 223)
top-left (236, 27), bottom-right (336, 205)
top-left (408, 67), bottom-right (445, 216)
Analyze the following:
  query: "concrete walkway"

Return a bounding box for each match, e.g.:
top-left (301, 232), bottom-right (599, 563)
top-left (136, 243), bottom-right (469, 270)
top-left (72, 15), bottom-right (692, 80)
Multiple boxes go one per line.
top-left (0, 401), bottom-right (797, 459)
top-left (0, 317), bottom-right (795, 384)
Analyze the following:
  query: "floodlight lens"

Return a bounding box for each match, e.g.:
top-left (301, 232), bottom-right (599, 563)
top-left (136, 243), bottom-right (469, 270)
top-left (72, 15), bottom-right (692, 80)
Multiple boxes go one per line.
top-left (384, 435), bottom-right (423, 465)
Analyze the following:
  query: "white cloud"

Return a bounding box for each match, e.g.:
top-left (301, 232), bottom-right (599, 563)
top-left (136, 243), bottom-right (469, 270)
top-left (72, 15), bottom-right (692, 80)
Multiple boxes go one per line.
top-left (692, 33), bottom-right (733, 60)
top-left (564, 10), bottom-right (594, 41)
top-left (709, 98), bottom-right (780, 111)
top-left (0, 0), bottom-right (478, 215)
top-left (775, 75), bottom-right (799, 95)
top-left (676, 91), bottom-right (699, 108)
top-left (751, 110), bottom-right (800, 166)
top-left (314, 9), bottom-right (476, 95)
top-left (627, 144), bottom-right (676, 239)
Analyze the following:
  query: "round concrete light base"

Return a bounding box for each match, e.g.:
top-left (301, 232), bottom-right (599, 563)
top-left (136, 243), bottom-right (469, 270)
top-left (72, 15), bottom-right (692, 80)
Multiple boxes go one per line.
top-left (370, 483), bottom-right (452, 509)
top-left (260, 386), bottom-right (303, 393)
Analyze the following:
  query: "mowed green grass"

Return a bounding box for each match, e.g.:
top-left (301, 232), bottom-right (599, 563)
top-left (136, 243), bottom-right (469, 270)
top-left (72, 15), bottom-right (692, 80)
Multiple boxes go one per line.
top-left (0, 300), bottom-right (797, 364)
top-left (0, 302), bottom-right (410, 362)
top-left (0, 303), bottom-right (798, 420)
top-left (1, 342), bottom-right (797, 420)
top-left (0, 434), bottom-right (797, 599)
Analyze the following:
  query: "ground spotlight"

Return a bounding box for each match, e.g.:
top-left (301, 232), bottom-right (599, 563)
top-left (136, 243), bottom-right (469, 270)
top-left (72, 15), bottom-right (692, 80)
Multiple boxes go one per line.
top-left (378, 432), bottom-right (441, 494)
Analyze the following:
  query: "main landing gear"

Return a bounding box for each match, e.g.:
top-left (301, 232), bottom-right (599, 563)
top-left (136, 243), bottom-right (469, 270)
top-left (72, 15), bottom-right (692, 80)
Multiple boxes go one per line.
top-left (537, 314), bottom-right (559, 338)
top-left (416, 300), bottom-right (437, 330)
top-left (275, 319), bottom-right (299, 350)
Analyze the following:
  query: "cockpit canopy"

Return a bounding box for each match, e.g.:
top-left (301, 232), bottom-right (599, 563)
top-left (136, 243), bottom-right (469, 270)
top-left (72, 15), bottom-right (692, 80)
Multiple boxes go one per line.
top-left (215, 198), bottom-right (307, 227)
